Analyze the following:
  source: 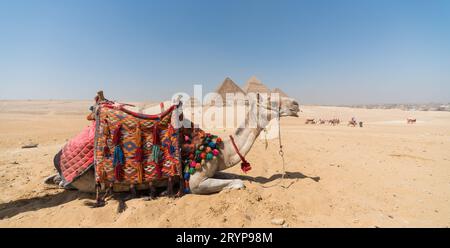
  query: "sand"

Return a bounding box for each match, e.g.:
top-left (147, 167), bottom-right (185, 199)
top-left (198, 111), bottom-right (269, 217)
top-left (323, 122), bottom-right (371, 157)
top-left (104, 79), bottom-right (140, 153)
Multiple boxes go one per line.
top-left (0, 100), bottom-right (449, 227)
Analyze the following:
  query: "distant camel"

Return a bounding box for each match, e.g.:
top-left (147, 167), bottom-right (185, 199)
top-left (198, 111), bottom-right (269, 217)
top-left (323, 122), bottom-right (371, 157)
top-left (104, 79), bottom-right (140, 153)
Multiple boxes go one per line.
top-left (329, 118), bottom-right (340, 126)
top-left (305, 118), bottom-right (316, 124)
top-left (348, 120), bottom-right (357, 127)
top-left (318, 119), bottom-right (326, 124)
top-left (407, 118), bottom-right (416, 124)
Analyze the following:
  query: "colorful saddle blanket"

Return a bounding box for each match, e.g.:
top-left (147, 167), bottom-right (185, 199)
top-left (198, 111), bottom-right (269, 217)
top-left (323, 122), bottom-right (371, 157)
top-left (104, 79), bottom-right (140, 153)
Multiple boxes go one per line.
top-left (58, 123), bottom-right (95, 185)
top-left (94, 104), bottom-right (182, 185)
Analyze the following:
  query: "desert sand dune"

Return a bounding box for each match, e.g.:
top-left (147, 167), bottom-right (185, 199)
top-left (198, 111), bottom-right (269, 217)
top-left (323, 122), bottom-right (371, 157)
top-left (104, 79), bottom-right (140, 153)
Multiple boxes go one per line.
top-left (0, 101), bottom-right (449, 227)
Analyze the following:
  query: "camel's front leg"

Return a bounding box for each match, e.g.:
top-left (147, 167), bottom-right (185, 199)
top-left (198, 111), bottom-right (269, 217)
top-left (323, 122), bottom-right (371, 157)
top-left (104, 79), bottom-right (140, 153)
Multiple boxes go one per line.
top-left (190, 178), bottom-right (245, 195)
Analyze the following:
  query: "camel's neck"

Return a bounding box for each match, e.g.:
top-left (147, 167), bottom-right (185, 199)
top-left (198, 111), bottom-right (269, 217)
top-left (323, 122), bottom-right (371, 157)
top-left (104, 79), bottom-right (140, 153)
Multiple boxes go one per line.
top-left (220, 106), bottom-right (273, 171)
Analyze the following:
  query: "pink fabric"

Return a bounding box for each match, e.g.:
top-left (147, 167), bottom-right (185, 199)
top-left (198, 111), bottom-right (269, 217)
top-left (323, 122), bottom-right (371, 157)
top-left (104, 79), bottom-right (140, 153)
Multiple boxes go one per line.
top-left (59, 123), bottom-right (95, 183)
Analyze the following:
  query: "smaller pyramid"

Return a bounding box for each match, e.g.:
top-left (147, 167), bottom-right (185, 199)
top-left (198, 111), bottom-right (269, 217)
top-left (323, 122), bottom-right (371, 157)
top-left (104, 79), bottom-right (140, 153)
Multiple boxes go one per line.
top-left (272, 88), bottom-right (289, 98)
top-left (243, 76), bottom-right (271, 94)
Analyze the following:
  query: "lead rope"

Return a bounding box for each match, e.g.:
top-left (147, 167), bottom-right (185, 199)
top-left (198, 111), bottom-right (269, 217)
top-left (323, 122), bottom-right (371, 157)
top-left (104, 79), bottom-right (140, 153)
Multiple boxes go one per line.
top-left (260, 101), bottom-right (295, 189)
top-left (277, 103), bottom-right (289, 189)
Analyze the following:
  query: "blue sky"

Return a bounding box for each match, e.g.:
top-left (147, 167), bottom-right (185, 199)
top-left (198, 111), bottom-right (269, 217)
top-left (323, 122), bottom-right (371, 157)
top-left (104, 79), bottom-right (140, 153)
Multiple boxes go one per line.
top-left (1, 0), bottom-right (449, 104)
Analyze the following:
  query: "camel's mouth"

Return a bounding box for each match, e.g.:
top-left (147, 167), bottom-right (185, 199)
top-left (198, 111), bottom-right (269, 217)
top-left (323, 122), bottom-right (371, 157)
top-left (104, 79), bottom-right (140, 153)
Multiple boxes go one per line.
top-left (281, 107), bottom-right (300, 117)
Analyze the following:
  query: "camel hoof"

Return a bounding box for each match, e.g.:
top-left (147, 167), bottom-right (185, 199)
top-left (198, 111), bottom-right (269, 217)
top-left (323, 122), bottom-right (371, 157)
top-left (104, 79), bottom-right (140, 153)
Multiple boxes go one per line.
top-left (117, 200), bottom-right (127, 213)
top-left (174, 191), bottom-right (184, 198)
top-left (142, 196), bottom-right (157, 201)
top-left (160, 190), bottom-right (170, 197)
top-left (43, 174), bottom-right (60, 185)
top-left (84, 200), bottom-right (106, 208)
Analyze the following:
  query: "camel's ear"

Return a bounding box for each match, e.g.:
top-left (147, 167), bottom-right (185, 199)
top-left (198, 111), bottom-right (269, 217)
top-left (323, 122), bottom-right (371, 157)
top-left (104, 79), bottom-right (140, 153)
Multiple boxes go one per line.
top-left (97, 91), bottom-right (105, 101)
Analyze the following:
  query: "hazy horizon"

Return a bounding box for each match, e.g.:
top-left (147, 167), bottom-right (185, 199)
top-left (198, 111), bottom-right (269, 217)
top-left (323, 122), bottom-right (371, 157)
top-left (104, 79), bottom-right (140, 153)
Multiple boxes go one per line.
top-left (1, 0), bottom-right (450, 105)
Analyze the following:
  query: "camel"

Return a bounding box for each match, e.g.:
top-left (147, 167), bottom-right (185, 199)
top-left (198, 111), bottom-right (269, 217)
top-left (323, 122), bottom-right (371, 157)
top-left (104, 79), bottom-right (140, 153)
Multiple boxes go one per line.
top-left (328, 118), bottom-right (340, 126)
top-left (348, 120), bottom-right (357, 127)
top-left (407, 118), bottom-right (416, 124)
top-left (305, 118), bottom-right (315, 124)
top-left (45, 93), bottom-right (300, 196)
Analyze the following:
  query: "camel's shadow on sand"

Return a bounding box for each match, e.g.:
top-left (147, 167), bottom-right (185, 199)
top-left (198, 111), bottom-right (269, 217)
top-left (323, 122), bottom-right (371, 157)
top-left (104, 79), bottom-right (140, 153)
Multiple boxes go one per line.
top-left (0, 190), bottom-right (93, 220)
top-left (214, 171), bottom-right (320, 184)
top-left (0, 171), bottom-right (320, 219)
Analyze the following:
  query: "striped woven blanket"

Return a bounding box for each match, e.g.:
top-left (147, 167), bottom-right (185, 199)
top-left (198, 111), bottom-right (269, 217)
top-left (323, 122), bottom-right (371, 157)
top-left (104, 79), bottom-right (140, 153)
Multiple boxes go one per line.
top-left (94, 104), bottom-right (182, 185)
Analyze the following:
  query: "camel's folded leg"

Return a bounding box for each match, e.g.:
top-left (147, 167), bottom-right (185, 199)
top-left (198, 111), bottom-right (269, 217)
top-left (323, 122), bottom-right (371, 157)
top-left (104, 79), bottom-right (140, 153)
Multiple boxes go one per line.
top-left (190, 178), bottom-right (245, 195)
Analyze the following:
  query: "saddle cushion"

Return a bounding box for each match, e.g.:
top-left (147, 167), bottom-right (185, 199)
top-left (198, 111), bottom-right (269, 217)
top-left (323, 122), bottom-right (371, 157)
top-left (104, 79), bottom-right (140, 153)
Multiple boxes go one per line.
top-left (94, 105), bottom-right (181, 185)
top-left (59, 123), bottom-right (95, 184)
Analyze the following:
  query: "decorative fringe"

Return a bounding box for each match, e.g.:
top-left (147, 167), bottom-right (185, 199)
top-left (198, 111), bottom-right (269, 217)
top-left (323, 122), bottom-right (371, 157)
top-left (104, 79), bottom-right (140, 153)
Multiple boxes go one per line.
top-left (112, 124), bottom-right (122, 145)
top-left (151, 145), bottom-right (160, 163)
top-left (168, 124), bottom-right (175, 136)
top-left (155, 164), bottom-right (162, 178)
top-left (114, 162), bottom-right (123, 181)
top-left (134, 147), bottom-right (143, 162)
top-left (152, 124), bottom-right (160, 145)
top-left (134, 122), bottom-right (143, 183)
top-left (103, 120), bottom-right (111, 157)
top-left (103, 145), bottom-right (110, 157)
top-left (134, 123), bottom-right (143, 162)
top-left (112, 124), bottom-right (124, 181)
top-left (152, 145), bottom-right (162, 178)
top-left (113, 145), bottom-right (124, 181)
top-left (137, 156), bottom-right (143, 183)
top-left (103, 120), bottom-right (110, 136)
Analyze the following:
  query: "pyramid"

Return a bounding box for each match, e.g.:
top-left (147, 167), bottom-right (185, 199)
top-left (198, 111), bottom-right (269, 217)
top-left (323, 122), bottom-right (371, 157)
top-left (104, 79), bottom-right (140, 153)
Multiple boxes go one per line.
top-left (215, 77), bottom-right (246, 102)
top-left (272, 88), bottom-right (289, 98)
top-left (243, 76), bottom-right (271, 94)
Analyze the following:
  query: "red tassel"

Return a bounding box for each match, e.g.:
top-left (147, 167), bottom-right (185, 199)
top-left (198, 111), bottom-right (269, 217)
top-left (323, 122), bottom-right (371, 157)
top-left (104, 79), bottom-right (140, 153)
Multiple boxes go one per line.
top-left (103, 120), bottom-right (110, 136)
top-left (112, 124), bottom-right (122, 145)
top-left (152, 124), bottom-right (160, 145)
top-left (134, 122), bottom-right (143, 162)
top-left (168, 124), bottom-right (174, 136)
top-left (241, 161), bottom-right (252, 173)
top-left (115, 163), bottom-right (122, 181)
top-left (134, 147), bottom-right (143, 162)
top-left (103, 145), bottom-right (110, 157)
top-left (155, 164), bottom-right (162, 178)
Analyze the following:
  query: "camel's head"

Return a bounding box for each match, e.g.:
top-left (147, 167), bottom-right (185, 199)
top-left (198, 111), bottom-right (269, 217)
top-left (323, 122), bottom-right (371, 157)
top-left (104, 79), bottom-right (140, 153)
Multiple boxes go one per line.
top-left (278, 97), bottom-right (300, 117)
top-left (248, 93), bottom-right (300, 127)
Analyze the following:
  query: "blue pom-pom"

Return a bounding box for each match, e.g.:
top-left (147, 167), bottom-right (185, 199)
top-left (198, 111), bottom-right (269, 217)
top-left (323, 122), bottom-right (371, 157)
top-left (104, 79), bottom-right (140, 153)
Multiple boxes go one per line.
top-left (184, 188), bottom-right (190, 194)
top-left (184, 173), bottom-right (190, 180)
top-left (208, 142), bottom-right (216, 148)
